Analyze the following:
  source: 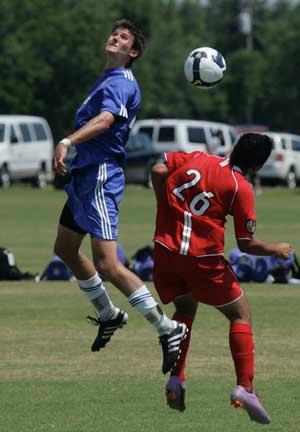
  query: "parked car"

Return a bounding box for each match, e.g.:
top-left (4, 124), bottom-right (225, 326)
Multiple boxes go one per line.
top-left (132, 118), bottom-right (237, 157)
top-left (258, 132), bottom-right (300, 189)
top-left (0, 115), bottom-right (53, 188)
top-left (125, 132), bottom-right (164, 187)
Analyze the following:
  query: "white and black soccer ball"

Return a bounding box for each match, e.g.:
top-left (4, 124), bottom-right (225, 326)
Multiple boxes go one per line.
top-left (184, 47), bottom-right (226, 89)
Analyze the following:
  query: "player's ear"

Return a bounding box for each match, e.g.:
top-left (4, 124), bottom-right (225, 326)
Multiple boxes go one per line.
top-left (129, 49), bottom-right (139, 60)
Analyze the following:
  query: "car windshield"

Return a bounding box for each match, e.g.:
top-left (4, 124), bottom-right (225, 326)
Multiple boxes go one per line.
top-left (127, 133), bottom-right (152, 152)
top-left (138, 126), bottom-right (153, 140)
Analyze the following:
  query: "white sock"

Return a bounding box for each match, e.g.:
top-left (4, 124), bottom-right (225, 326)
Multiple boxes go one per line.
top-left (78, 273), bottom-right (117, 321)
top-left (153, 313), bottom-right (177, 336)
top-left (128, 285), bottom-right (175, 335)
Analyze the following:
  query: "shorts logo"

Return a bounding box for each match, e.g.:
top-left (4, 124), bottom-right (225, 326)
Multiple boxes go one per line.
top-left (246, 219), bottom-right (256, 234)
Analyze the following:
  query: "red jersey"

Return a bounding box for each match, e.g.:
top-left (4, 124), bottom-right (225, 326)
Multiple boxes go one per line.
top-left (154, 151), bottom-right (256, 257)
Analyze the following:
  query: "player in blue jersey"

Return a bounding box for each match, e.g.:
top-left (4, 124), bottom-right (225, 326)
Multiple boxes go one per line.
top-left (53, 19), bottom-right (187, 374)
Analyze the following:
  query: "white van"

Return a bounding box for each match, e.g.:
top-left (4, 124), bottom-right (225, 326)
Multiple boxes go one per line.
top-left (0, 115), bottom-right (54, 188)
top-left (132, 118), bottom-right (237, 156)
top-left (259, 132), bottom-right (300, 189)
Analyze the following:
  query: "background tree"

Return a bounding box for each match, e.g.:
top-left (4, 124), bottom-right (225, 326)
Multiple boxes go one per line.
top-left (1, 0), bottom-right (300, 139)
top-left (258, 1), bottom-right (300, 132)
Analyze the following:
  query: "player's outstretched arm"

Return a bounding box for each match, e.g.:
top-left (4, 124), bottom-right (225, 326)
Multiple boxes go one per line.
top-left (53, 111), bottom-right (115, 175)
top-left (64, 111), bottom-right (115, 145)
top-left (237, 238), bottom-right (292, 259)
top-left (151, 162), bottom-right (169, 203)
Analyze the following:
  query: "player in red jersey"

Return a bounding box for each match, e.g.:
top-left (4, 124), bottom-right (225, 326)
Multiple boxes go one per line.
top-left (151, 133), bottom-right (292, 424)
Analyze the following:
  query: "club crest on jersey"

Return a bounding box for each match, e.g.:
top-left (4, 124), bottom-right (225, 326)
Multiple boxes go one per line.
top-left (246, 219), bottom-right (256, 233)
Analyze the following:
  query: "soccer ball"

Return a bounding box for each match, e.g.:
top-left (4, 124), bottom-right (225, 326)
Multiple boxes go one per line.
top-left (184, 47), bottom-right (226, 88)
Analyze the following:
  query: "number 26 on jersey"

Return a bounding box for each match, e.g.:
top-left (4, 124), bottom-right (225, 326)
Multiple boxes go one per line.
top-left (172, 169), bottom-right (214, 216)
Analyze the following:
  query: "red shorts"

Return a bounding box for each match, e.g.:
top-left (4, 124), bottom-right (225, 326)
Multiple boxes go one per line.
top-left (153, 242), bottom-right (243, 307)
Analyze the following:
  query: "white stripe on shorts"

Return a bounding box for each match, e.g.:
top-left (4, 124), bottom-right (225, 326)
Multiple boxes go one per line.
top-left (95, 163), bottom-right (113, 239)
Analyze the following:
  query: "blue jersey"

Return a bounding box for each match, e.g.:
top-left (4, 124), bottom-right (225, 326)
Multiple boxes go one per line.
top-left (71, 68), bottom-right (141, 169)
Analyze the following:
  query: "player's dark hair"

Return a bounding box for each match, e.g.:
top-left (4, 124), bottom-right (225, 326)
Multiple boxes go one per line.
top-left (230, 133), bottom-right (273, 172)
top-left (112, 19), bottom-right (145, 67)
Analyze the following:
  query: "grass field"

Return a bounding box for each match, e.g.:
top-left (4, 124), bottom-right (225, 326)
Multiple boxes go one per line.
top-left (0, 185), bottom-right (300, 432)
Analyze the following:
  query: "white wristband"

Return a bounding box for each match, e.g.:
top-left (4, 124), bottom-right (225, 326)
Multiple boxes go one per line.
top-left (59, 138), bottom-right (72, 147)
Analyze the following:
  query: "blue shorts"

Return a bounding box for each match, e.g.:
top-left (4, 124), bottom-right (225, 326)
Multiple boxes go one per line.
top-left (64, 162), bottom-right (125, 240)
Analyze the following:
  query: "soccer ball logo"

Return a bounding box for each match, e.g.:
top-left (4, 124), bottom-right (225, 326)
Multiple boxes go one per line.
top-left (184, 47), bottom-right (226, 88)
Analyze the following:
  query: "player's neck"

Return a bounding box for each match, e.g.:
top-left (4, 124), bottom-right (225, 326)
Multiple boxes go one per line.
top-left (105, 57), bottom-right (128, 70)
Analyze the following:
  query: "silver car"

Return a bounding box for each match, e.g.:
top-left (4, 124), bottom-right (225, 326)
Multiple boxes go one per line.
top-left (259, 132), bottom-right (300, 189)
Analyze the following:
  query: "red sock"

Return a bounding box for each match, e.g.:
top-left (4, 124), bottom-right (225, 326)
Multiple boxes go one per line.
top-left (229, 322), bottom-right (255, 391)
top-left (171, 313), bottom-right (193, 382)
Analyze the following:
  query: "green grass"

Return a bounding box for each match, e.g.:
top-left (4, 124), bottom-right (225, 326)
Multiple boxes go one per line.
top-left (0, 184), bottom-right (300, 432)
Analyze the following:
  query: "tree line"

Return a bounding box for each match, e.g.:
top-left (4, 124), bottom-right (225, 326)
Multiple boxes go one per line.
top-left (1, 0), bottom-right (300, 141)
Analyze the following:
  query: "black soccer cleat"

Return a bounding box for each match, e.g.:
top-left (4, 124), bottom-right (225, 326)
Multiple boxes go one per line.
top-left (87, 310), bottom-right (128, 352)
top-left (159, 322), bottom-right (188, 374)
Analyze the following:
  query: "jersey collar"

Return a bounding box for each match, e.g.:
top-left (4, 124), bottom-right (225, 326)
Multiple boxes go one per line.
top-left (232, 165), bottom-right (243, 174)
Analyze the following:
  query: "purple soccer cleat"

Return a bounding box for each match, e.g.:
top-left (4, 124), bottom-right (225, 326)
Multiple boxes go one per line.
top-left (165, 376), bottom-right (186, 412)
top-left (230, 385), bottom-right (271, 424)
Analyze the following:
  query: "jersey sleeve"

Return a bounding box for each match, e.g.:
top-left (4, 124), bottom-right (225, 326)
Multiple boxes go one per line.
top-left (165, 151), bottom-right (199, 174)
top-left (231, 180), bottom-right (256, 239)
top-left (100, 79), bottom-right (131, 119)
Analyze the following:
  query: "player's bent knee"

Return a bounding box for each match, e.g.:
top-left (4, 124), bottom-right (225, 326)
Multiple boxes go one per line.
top-left (95, 260), bottom-right (119, 281)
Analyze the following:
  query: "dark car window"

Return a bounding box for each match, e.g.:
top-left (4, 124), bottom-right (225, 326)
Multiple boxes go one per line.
top-left (0, 124), bottom-right (5, 143)
top-left (229, 129), bottom-right (237, 145)
top-left (291, 139), bottom-right (300, 152)
top-left (188, 127), bottom-right (207, 144)
top-left (211, 128), bottom-right (225, 146)
top-left (33, 123), bottom-right (48, 140)
top-left (280, 138), bottom-right (287, 150)
top-left (19, 123), bottom-right (32, 142)
top-left (158, 127), bottom-right (175, 142)
top-left (127, 133), bottom-right (152, 152)
top-left (10, 125), bottom-right (20, 144)
top-left (139, 127), bottom-right (154, 140)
